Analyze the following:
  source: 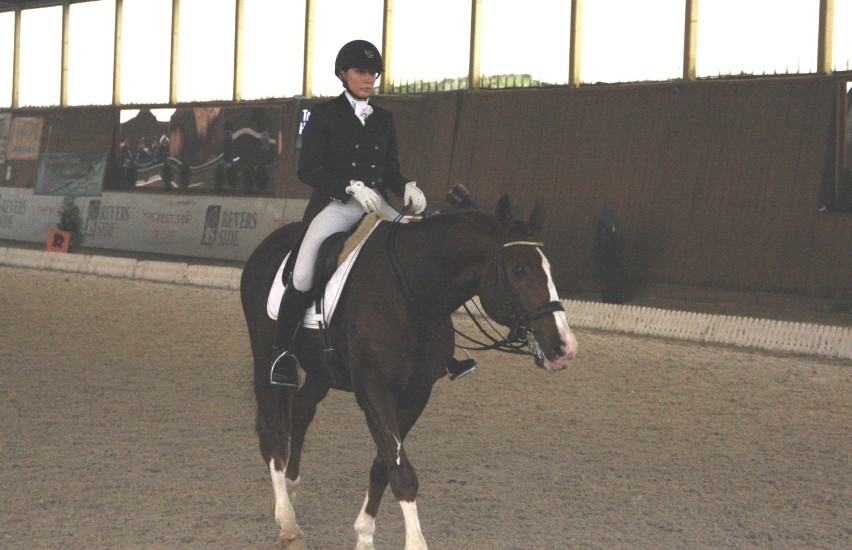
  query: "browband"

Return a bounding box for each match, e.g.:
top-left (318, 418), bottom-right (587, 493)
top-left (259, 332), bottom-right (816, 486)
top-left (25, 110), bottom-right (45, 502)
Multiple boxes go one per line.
top-left (502, 241), bottom-right (543, 248)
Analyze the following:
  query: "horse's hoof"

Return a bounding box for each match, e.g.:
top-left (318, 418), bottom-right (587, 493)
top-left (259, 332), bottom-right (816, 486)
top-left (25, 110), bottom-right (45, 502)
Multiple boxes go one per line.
top-left (279, 530), bottom-right (307, 549)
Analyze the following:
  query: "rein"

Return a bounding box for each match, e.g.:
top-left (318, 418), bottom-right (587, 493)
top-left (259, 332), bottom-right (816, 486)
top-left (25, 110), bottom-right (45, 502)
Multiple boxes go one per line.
top-left (385, 210), bottom-right (563, 356)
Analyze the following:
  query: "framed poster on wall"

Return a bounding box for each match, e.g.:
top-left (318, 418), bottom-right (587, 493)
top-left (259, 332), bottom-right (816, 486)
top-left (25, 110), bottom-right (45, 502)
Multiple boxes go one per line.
top-left (7, 117), bottom-right (44, 161)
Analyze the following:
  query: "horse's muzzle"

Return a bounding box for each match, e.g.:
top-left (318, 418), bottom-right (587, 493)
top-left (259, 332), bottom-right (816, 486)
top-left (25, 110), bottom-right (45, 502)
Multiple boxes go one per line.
top-left (531, 332), bottom-right (577, 372)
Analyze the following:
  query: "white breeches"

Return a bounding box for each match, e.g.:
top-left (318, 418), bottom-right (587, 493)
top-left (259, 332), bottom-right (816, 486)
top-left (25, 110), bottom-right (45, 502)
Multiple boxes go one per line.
top-left (292, 196), bottom-right (405, 292)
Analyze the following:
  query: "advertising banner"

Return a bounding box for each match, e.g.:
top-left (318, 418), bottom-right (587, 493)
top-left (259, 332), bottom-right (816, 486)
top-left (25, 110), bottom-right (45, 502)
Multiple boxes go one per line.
top-left (0, 187), bottom-right (306, 262)
top-left (0, 113), bottom-right (11, 163)
top-left (6, 117), bottom-right (44, 161)
top-left (35, 151), bottom-right (107, 196)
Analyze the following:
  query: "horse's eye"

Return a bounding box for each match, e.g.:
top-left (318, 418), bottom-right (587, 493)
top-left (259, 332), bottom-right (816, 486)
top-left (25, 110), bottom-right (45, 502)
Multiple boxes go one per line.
top-left (512, 264), bottom-right (527, 277)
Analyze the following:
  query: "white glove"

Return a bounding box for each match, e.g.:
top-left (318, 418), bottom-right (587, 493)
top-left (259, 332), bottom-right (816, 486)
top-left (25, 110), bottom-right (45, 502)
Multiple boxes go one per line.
top-left (404, 181), bottom-right (427, 214)
top-left (346, 180), bottom-right (382, 213)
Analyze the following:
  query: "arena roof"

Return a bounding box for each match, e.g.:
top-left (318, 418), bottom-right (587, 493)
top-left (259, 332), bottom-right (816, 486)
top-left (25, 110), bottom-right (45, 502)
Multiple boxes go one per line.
top-left (0, 0), bottom-right (97, 12)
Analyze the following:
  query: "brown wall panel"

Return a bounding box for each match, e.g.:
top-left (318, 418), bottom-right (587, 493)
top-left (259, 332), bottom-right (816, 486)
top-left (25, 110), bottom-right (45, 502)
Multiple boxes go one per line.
top-left (435, 76), bottom-right (848, 300)
top-left (4, 75), bottom-right (847, 301)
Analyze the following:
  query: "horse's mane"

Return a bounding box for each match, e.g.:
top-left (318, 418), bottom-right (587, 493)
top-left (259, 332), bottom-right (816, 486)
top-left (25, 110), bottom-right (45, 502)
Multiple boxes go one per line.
top-left (412, 208), bottom-right (499, 237)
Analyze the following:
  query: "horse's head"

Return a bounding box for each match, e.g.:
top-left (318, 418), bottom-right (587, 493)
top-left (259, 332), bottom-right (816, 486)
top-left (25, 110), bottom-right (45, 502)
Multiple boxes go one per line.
top-left (478, 195), bottom-right (578, 371)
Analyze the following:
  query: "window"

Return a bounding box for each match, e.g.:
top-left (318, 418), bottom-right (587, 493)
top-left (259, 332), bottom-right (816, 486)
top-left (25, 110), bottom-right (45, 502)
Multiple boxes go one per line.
top-left (120, 0), bottom-right (172, 105)
top-left (390, 0), bottom-right (471, 92)
top-left (834, 0), bottom-right (852, 72)
top-left (311, 0), bottom-right (383, 97)
top-left (0, 12), bottom-right (13, 108)
top-left (176, 0), bottom-right (235, 102)
top-left (18, 7), bottom-right (62, 107)
top-left (698, 0), bottom-right (819, 77)
top-left (480, 0), bottom-right (571, 88)
top-left (241, 0), bottom-right (305, 100)
top-left (67, 0), bottom-right (115, 106)
top-left (581, 0), bottom-right (683, 84)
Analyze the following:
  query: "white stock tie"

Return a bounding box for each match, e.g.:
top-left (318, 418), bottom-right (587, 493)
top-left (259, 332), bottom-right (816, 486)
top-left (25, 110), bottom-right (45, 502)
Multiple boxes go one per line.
top-left (354, 102), bottom-right (372, 126)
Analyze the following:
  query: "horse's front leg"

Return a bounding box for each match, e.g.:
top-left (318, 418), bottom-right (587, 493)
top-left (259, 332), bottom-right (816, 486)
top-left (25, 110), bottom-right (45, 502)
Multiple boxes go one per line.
top-left (354, 456), bottom-right (389, 550)
top-left (254, 365), bottom-right (305, 549)
top-left (285, 369), bottom-right (330, 490)
top-left (354, 385), bottom-right (432, 550)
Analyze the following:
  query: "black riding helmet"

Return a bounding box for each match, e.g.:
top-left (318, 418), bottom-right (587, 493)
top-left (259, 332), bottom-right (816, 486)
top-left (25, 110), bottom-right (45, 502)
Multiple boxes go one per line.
top-left (334, 40), bottom-right (383, 77)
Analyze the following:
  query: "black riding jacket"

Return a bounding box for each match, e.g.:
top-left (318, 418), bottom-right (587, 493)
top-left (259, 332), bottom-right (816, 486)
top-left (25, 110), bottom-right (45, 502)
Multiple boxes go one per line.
top-left (297, 92), bottom-right (408, 225)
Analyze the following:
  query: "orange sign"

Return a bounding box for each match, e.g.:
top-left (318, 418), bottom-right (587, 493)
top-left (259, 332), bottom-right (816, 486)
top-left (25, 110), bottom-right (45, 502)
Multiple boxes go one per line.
top-left (46, 229), bottom-right (71, 253)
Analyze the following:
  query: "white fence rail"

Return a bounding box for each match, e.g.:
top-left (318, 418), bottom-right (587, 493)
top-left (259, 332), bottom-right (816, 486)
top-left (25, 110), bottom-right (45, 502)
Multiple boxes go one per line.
top-left (2, 246), bottom-right (849, 361)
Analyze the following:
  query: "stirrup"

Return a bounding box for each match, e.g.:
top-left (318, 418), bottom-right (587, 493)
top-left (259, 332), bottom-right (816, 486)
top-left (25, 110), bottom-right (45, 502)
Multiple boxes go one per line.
top-left (270, 350), bottom-right (301, 387)
top-left (447, 351), bottom-right (476, 381)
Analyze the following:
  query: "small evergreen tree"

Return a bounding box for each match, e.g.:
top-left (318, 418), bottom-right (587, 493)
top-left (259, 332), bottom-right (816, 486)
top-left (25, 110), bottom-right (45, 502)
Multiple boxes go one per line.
top-left (58, 195), bottom-right (84, 252)
top-left (593, 203), bottom-right (629, 304)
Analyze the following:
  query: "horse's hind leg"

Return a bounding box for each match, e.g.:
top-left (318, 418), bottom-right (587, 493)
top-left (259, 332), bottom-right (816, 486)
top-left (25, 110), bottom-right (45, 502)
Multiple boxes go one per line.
top-left (354, 387), bottom-right (432, 550)
top-left (254, 365), bottom-right (306, 549)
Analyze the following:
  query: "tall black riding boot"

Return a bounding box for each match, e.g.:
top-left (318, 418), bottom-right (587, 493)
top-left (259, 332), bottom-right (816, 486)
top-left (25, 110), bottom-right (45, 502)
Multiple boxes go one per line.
top-left (270, 282), bottom-right (311, 387)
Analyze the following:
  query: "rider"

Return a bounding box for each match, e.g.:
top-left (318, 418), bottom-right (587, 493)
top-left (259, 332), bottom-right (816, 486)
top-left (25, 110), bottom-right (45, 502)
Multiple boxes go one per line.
top-left (269, 39), bottom-right (427, 387)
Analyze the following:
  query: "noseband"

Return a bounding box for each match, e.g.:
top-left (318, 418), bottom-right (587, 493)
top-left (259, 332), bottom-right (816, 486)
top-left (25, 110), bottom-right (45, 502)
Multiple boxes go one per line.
top-left (494, 241), bottom-right (565, 344)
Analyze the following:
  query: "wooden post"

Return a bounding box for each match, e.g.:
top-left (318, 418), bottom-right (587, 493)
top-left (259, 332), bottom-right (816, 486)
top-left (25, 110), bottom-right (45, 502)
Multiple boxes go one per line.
top-left (233, 0), bottom-right (244, 101)
top-left (60, 1), bottom-right (69, 107)
top-left (381, 0), bottom-right (393, 94)
top-left (683, 0), bottom-right (698, 80)
top-left (169, 0), bottom-right (180, 104)
top-left (113, 0), bottom-right (123, 105)
top-left (817, 0), bottom-right (834, 74)
top-left (303, 0), bottom-right (314, 97)
top-left (11, 8), bottom-right (21, 108)
top-left (569, 0), bottom-right (582, 86)
top-left (469, 0), bottom-right (481, 89)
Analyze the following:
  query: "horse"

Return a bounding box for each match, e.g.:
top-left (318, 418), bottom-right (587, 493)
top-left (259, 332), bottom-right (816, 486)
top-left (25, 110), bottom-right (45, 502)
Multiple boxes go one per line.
top-left (240, 194), bottom-right (579, 549)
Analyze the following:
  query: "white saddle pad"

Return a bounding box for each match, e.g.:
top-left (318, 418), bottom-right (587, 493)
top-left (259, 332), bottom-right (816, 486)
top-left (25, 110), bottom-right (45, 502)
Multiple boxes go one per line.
top-left (266, 218), bottom-right (385, 329)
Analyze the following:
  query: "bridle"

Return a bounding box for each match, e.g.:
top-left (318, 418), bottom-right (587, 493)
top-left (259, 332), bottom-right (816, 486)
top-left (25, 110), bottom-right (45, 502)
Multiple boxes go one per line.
top-left (457, 239), bottom-right (564, 355)
top-left (386, 212), bottom-right (564, 356)
top-left (490, 240), bottom-right (565, 345)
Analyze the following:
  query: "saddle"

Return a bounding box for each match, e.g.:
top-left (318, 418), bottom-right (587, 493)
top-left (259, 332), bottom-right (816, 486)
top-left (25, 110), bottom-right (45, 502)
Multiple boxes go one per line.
top-left (309, 211), bottom-right (389, 301)
top-left (266, 212), bottom-right (388, 326)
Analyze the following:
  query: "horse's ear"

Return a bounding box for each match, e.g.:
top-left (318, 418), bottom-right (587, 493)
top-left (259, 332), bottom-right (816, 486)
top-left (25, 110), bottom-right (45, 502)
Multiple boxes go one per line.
top-left (527, 199), bottom-right (546, 237)
top-left (495, 194), bottom-right (513, 231)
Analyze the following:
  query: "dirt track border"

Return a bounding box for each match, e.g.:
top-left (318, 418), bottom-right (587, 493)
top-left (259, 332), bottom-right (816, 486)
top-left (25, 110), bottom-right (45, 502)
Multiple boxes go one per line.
top-left (2, 246), bottom-right (849, 361)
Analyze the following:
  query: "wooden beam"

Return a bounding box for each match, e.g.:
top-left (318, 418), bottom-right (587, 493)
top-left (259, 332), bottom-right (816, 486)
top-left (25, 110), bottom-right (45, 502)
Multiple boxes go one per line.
top-left (11, 8), bottom-right (20, 108)
top-left (380, 0), bottom-right (392, 94)
top-left (302, 0), bottom-right (314, 97)
top-left (683, 0), bottom-right (698, 80)
top-left (112, 0), bottom-right (122, 105)
top-left (169, 0), bottom-right (179, 104)
top-left (233, 0), bottom-right (243, 101)
top-left (817, 0), bottom-right (834, 74)
top-left (59, 1), bottom-right (68, 106)
top-left (569, 0), bottom-right (582, 86)
top-left (469, 0), bottom-right (481, 89)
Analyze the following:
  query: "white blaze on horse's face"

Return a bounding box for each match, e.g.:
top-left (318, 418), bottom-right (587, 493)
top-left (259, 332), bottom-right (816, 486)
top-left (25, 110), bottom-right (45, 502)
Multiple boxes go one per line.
top-left (534, 249), bottom-right (578, 371)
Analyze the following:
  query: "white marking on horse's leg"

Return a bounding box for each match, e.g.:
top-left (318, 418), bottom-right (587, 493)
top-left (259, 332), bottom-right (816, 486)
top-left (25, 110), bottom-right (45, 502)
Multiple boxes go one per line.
top-left (393, 434), bottom-right (402, 466)
top-left (286, 475), bottom-right (301, 505)
top-left (400, 500), bottom-right (428, 550)
top-left (354, 493), bottom-right (376, 550)
top-left (269, 460), bottom-right (305, 547)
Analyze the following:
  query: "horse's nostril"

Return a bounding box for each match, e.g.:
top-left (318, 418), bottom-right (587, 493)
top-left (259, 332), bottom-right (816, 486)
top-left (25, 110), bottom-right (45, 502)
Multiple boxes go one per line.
top-left (551, 342), bottom-right (566, 359)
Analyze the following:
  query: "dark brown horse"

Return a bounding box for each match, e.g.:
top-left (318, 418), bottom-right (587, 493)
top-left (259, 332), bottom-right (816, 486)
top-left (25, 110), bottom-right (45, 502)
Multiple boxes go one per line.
top-left (240, 194), bottom-right (578, 549)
